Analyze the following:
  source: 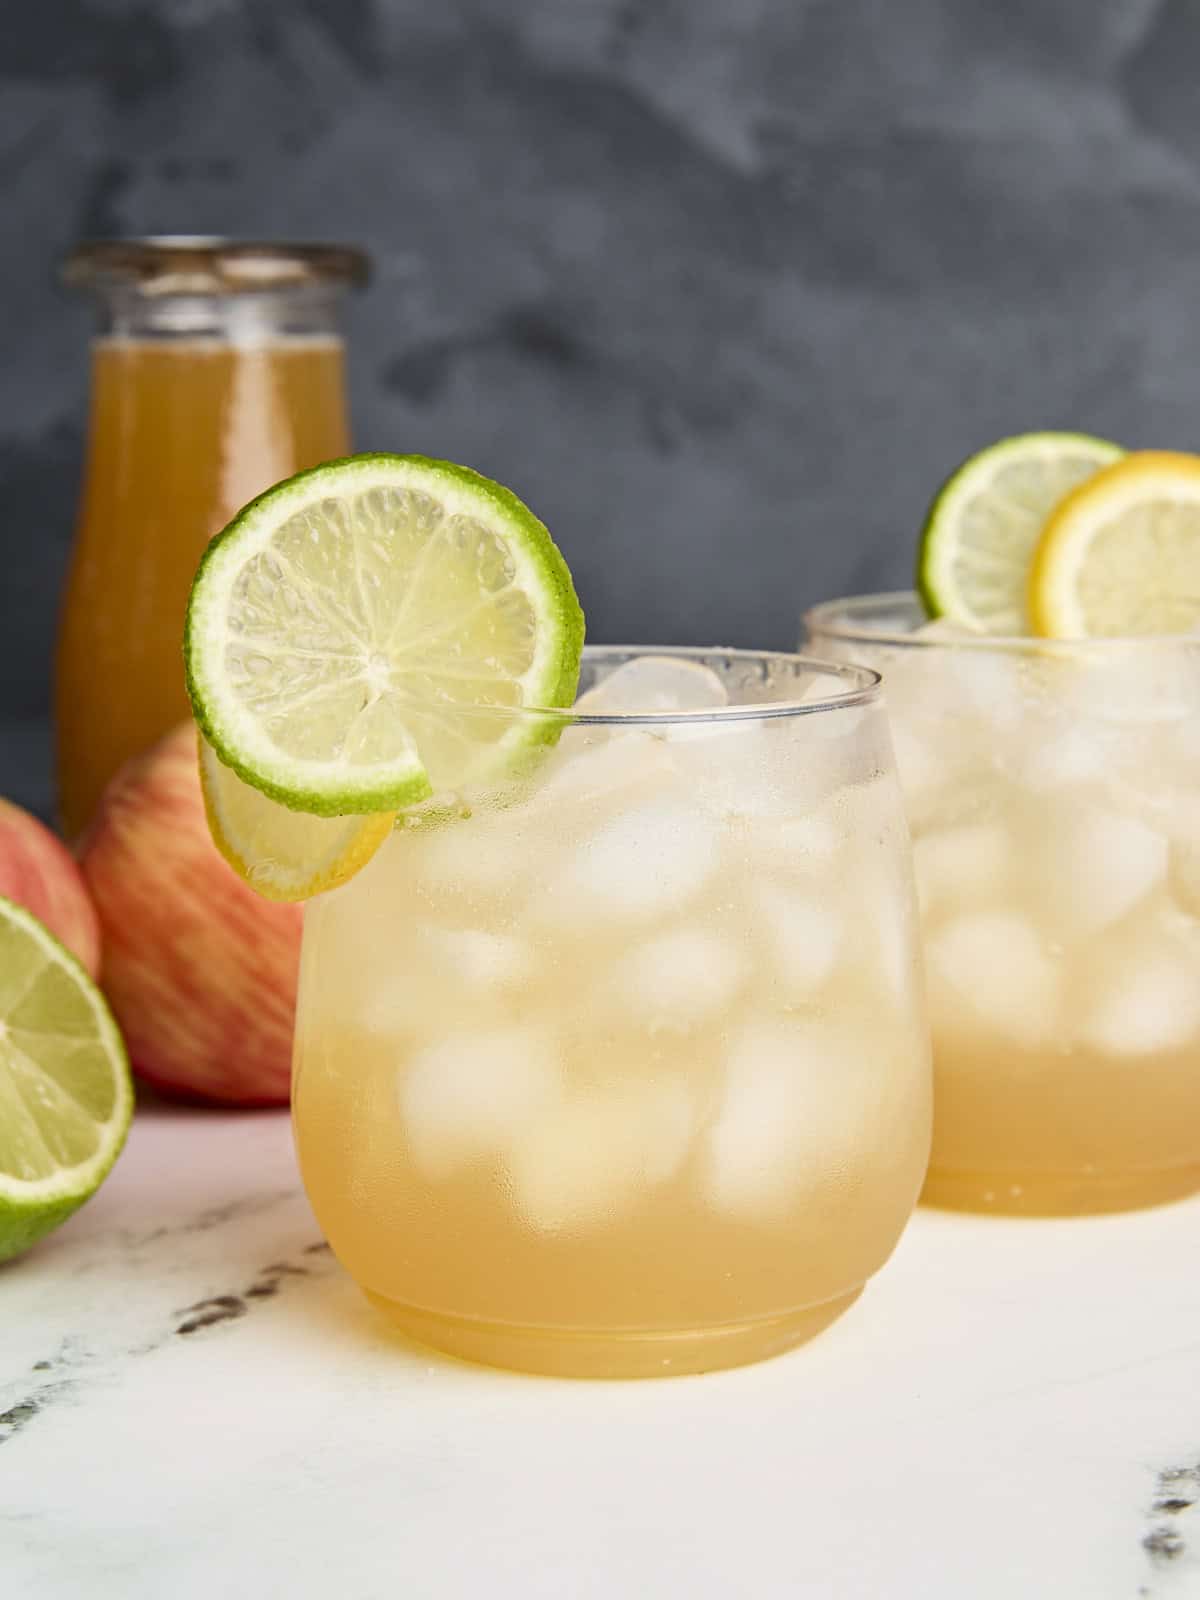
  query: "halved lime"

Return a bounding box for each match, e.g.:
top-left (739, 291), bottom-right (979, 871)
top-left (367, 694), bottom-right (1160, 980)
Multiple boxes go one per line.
top-left (199, 735), bottom-right (396, 901)
top-left (0, 895), bottom-right (132, 1263)
top-left (917, 432), bottom-right (1124, 632)
top-left (185, 455), bottom-right (584, 816)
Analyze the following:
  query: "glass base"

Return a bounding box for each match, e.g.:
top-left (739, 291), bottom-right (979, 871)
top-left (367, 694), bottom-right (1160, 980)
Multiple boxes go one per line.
top-left (921, 1163), bottom-right (1200, 1217)
top-left (364, 1287), bottom-right (863, 1379)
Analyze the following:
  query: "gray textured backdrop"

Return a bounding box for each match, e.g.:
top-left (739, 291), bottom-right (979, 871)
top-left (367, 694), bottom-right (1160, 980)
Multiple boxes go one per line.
top-left (4, 0), bottom-right (1199, 820)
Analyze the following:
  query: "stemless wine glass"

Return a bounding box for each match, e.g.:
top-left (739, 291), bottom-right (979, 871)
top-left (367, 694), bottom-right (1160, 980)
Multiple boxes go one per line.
top-left (293, 647), bottom-right (932, 1378)
top-left (805, 593), bottom-right (1200, 1215)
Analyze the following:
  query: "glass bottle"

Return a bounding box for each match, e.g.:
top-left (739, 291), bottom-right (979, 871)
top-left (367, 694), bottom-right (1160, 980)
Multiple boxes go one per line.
top-left (56, 236), bottom-right (368, 837)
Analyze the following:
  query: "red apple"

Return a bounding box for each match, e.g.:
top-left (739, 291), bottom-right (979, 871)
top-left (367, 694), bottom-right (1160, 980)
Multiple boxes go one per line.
top-left (78, 722), bottom-right (302, 1106)
top-left (0, 797), bottom-right (101, 977)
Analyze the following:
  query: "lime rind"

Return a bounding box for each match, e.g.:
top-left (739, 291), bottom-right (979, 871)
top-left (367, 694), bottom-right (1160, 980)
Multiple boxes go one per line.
top-left (917, 431), bottom-right (1124, 632)
top-left (0, 895), bottom-right (133, 1263)
top-left (184, 454), bottom-right (585, 817)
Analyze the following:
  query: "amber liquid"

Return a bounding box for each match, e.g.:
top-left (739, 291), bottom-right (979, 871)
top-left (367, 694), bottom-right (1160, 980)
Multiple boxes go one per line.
top-left (56, 336), bottom-right (349, 836)
top-left (292, 741), bottom-right (931, 1378)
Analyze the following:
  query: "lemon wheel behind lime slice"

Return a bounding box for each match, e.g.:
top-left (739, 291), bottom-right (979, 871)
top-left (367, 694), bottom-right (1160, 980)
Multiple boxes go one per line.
top-left (1029, 450), bottom-right (1200, 637)
top-left (198, 736), bottom-right (396, 901)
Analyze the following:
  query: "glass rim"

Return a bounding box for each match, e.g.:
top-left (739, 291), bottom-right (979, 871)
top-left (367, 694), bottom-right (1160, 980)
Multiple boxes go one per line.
top-left (61, 237), bottom-right (371, 296)
top-left (804, 590), bottom-right (1200, 654)
top-left (520, 645), bottom-right (880, 726)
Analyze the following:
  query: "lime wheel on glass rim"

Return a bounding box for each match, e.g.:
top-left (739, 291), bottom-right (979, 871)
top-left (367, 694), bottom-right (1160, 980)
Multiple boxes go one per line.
top-left (184, 453), bottom-right (585, 895)
top-left (916, 431), bottom-right (1123, 633)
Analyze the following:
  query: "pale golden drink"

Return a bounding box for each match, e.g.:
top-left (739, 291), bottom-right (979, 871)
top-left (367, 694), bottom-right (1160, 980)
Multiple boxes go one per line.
top-left (293, 650), bottom-right (932, 1377)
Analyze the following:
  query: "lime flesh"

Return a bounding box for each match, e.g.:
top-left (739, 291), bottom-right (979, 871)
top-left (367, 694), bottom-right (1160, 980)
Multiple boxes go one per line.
top-left (0, 896), bottom-right (132, 1263)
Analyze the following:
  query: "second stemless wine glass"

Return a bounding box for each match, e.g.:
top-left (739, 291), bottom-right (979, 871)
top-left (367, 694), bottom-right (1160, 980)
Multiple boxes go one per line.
top-left (805, 593), bottom-right (1200, 1215)
top-left (293, 648), bottom-right (932, 1378)
top-left (56, 236), bottom-right (368, 836)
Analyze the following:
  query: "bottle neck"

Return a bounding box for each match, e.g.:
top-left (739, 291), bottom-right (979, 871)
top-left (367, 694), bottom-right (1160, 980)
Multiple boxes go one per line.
top-left (91, 285), bottom-right (347, 345)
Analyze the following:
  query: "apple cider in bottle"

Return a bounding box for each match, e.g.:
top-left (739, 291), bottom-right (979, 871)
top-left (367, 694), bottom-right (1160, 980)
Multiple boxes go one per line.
top-left (55, 238), bottom-right (367, 836)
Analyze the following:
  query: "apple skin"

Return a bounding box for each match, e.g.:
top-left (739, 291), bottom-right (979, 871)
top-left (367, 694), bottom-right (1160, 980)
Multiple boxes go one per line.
top-left (78, 722), bottom-right (302, 1107)
top-left (0, 797), bottom-right (101, 977)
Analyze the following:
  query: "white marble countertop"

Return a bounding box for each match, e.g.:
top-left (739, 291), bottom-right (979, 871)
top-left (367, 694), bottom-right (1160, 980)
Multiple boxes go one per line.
top-left (3, 1104), bottom-right (1198, 1599)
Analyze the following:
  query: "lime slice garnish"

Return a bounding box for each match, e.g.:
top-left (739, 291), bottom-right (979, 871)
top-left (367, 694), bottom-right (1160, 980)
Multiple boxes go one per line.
top-left (199, 735), bottom-right (396, 901)
top-left (1029, 450), bottom-right (1200, 637)
top-left (0, 895), bottom-right (132, 1263)
top-left (185, 454), bottom-right (584, 816)
top-left (917, 432), bottom-right (1124, 633)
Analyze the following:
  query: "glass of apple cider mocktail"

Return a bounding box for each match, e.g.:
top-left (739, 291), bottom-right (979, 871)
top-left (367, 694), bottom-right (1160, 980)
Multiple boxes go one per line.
top-left (806, 593), bottom-right (1200, 1216)
top-left (292, 649), bottom-right (932, 1377)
